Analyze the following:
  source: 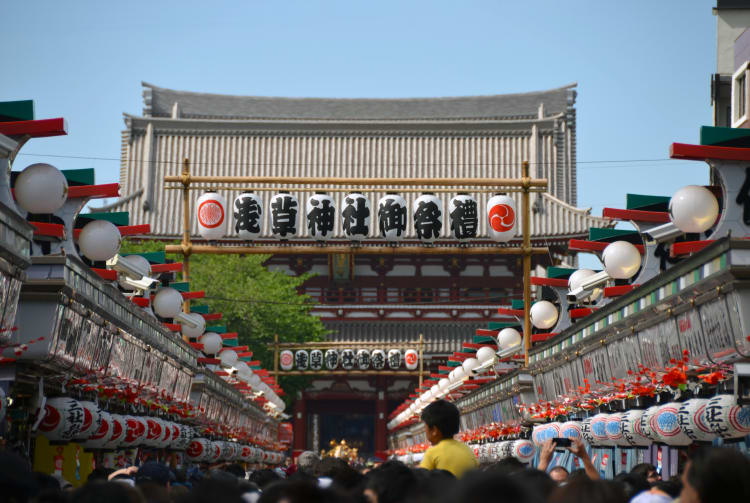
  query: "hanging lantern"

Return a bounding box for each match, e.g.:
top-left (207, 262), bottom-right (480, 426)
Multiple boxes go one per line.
top-left (241, 445), bottom-right (253, 462)
top-left (605, 413), bottom-right (628, 447)
top-left (295, 350), bottom-right (309, 370)
top-left (280, 350), bottom-right (294, 371)
top-left (639, 406), bottom-right (661, 443)
top-left (589, 414), bottom-right (611, 446)
top-left (78, 220), bottom-right (122, 262)
top-left (462, 357), bottom-right (479, 376)
top-left (158, 421), bottom-right (172, 448)
top-left (38, 397), bottom-right (85, 442)
top-left (371, 350), bottom-right (386, 370)
top-left (14, 163), bottom-right (69, 214)
top-left (75, 401), bottom-right (102, 442)
top-left (677, 398), bottom-right (715, 442)
top-left (83, 411), bottom-right (113, 450)
top-left (121, 416), bottom-right (148, 447)
top-left (200, 332), bottom-right (222, 355)
top-left (602, 241), bottom-right (642, 280)
top-left (560, 421), bottom-right (583, 441)
top-left (669, 185), bottom-right (719, 233)
top-left (580, 417), bottom-right (595, 445)
top-left (306, 193), bottom-right (336, 241)
top-left (652, 403), bottom-right (693, 446)
top-left (530, 301), bottom-right (559, 330)
top-left (325, 349), bottom-right (339, 370)
top-left (568, 269), bottom-right (603, 303)
top-left (487, 194), bottom-right (516, 242)
top-left (377, 194), bottom-right (407, 241)
top-left (387, 349), bottom-right (402, 369)
top-left (186, 438), bottom-right (211, 462)
top-left (340, 349), bottom-right (355, 370)
top-left (449, 194), bottom-right (478, 241)
top-left (234, 192), bottom-right (263, 240)
top-left (174, 425), bottom-right (195, 451)
top-left (621, 409), bottom-right (650, 447)
top-left (511, 439), bottom-right (535, 464)
top-left (532, 424), bottom-right (549, 447)
top-left (342, 193), bottom-right (370, 240)
top-left (146, 418), bottom-right (164, 447)
top-left (404, 349), bottom-right (419, 370)
top-left (208, 441), bottom-right (223, 463)
top-left (181, 313), bottom-right (206, 339)
top-left (705, 394), bottom-right (750, 439)
top-left (499, 441), bottom-right (513, 459)
top-left (270, 192), bottom-right (298, 239)
top-left (104, 414), bottom-right (126, 449)
top-left (196, 192), bottom-right (227, 240)
top-left (118, 255), bottom-right (152, 291)
top-left (356, 349), bottom-right (370, 370)
top-left (413, 193), bottom-right (442, 242)
top-left (309, 349), bottom-right (323, 371)
top-left (170, 422), bottom-right (181, 444)
top-left (153, 287), bottom-right (184, 318)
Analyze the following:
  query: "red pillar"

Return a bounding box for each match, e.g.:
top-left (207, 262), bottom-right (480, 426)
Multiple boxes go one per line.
top-left (374, 377), bottom-right (388, 456)
top-left (292, 392), bottom-right (306, 460)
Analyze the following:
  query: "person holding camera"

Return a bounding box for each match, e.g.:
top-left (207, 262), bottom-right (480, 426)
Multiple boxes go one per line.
top-left (537, 437), bottom-right (599, 481)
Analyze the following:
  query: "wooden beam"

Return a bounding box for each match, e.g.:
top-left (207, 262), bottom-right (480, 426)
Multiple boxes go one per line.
top-left (274, 370), bottom-right (422, 376)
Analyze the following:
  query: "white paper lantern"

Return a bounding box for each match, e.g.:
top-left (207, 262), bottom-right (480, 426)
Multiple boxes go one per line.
top-left (14, 163), bottom-right (68, 214)
top-left (497, 328), bottom-right (522, 351)
top-left (530, 301), bottom-right (559, 330)
top-left (234, 192), bottom-right (263, 239)
top-left (270, 192), bottom-right (299, 239)
top-left (146, 417), bottom-right (164, 447)
top-left (511, 439), bottom-right (535, 463)
top-left (174, 425), bottom-right (194, 451)
top-left (387, 349), bottom-right (402, 369)
top-left (532, 424), bottom-right (549, 447)
top-left (652, 403), bottom-right (693, 446)
top-left (670, 185), bottom-right (719, 233)
top-left (306, 194), bottom-right (336, 241)
top-left (371, 349), bottom-right (386, 370)
top-left (678, 398), bottom-right (715, 442)
top-left (103, 414), bottom-right (126, 449)
top-left (605, 413), bottom-right (629, 447)
top-left (180, 313), bottom-right (206, 339)
top-left (377, 194), bottom-right (407, 241)
top-left (76, 401), bottom-right (102, 441)
top-left (295, 350), bottom-right (309, 370)
top-left (639, 406), bottom-right (661, 442)
top-left (121, 416), bottom-right (148, 447)
top-left (325, 349), bottom-right (340, 369)
top-left (38, 397), bottom-right (85, 442)
top-left (476, 346), bottom-right (496, 365)
top-left (590, 413), bottom-right (611, 446)
top-left (449, 194), bottom-right (478, 241)
top-left (705, 394), bottom-right (750, 439)
top-left (580, 417), bottom-right (595, 445)
top-left (117, 255), bottom-right (152, 291)
top-left (309, 349), bottom-right (323, 370)
top-left (169, 422), bottom-right (181, 444)
top-left (602, 241), bottom-right (641, 280)
top-left (83, 411), bottom-right (113, 449)
top-left (462, 357), bottom-right (479, 376)
top-left (157, 421), bottom-right (172, 448)
top-left (621, 409), bottom-right (650, 447)
top-left (280, 350), bottom-right (294, 371)
top-left (356, 349), bottom-right (371, 370)
top-left (341, 193), bottom-right (370, 240)
top-left (402, 349), bottom-right (418, 370)
top-left (200, 332), bottom-right (222, 355)
top-left (186, 438), bottom-right (211, 462)
top-left (220, 349), bottom-right (238, 367)
top-left (487, 194), bottom-right (517, 242)
top-left (153, 287), bottom-right (184, 318)
top-left (208, 441), bottom-right (223, 463)
top-left (248, 374), bottom-right (262, 387)
top-left (568, 269), bottom-right (602, 303)
top-left (241, 445), bottom-right (253, 462)
top-left (78, 220), bottom-right (122, 262)
top-left (196, 192), bottom-right (227, 240)
top-left (560, 421), bottom-right (583, 441)
top-left (340, 349), bottom-right (355, 370)
top-left (413, 193), bottom-right (443, 242)
top-left (431, 385), bottom-right (440, 397)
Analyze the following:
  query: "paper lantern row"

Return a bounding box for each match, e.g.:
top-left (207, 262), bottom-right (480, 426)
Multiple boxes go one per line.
top-left (186, 438), bottom-right (284, 465)
top-left (280, 348), bottom-right (419, 371)
top-left (531, 395), bottom-right (750, 448)
top-left (397, 439), bottom-right (535, 465)
top-left (197, 192), bottom-right (517, 243)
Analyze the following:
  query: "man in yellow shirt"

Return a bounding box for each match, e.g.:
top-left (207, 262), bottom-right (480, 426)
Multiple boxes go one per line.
top-left (419, 400), bottom-right (478, 478)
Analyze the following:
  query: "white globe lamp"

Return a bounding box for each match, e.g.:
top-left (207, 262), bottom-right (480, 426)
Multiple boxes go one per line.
top-left (476, 346), bottom-right (497, 365)
top-left (568, 269), bottom-right (602, 302)
top-left (235, 361), bottom-right (250, 377)
top-left (199, 332), bottom-right (222, 355)
top-left (497, 328), bottom-right (522, 350)
top-left (117, 255), bottom-right (152, 291)
top-left (14, 163), bottom-right (68, 214)
top-left (152, 287), bottom-right (184, 318)
top-left (530, 300), bottom-right (559, 330)
top-left (219, 349), bottom-right (238, 367)
top-left (602, 241), bottom-right (641, 279)
top-left (462, 357), bottom-right (480, 376)
top-left (453, 366), bottom-right (467, 381)
top-left (78, 220), bottom-right (121, 261)
top-left (180, 313), bottom-right (206, 338)
top-left (439, 378), bottom-right (450, 390)
top-left (670, 185), bottom-right (719, 233)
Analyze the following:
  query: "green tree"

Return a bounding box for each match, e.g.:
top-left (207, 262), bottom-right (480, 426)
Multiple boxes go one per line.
top-left (120, 240), bottom-right (327, 407)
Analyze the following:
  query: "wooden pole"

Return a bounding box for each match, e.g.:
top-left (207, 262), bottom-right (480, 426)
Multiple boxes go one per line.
top-left (522, 161), bottom-right (532, 367)
top-left (418, 333), bottom-right (424, 389)
top-left (273, 333), bottom-right (279, 383)
top-left (181, 159), bottom-right (192, 340)
top-left (164, 174), bottom-right (549, 189)
top-left (166, 244), bottom-right (548, 256)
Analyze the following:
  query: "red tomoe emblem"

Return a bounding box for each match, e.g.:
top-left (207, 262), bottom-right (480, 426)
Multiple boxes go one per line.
top-left (187, 440), bottom-right (203, 458)
top-left (198, 200), bottom-right (224, 228)
top-left (405, 352), bottom-right (417, 365)
top-left (39, 405), bottom-right (61, 432)
top-left (90, 418), bottom-right (110, 440)
top-left (172, 425), bottom-right (180, 441)
top-left (110, 419), bottom-right (124, 440)
top-left (489, 204), bottom-right (515, 232)
top-left (280, 352), bottom-right (293, 367)
top-left (147, 420), bottom-right (161, 440)
top-left (81, 408), bottom-right (93, 433)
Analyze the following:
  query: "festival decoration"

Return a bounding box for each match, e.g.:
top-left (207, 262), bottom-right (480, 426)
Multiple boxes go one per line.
top-left (153, 287), bottom-right (184, 318)
top-left (295, 350), bottom-right (309, 370)
top-left (677, 398), bottom-right (714, 442)
top-left (200, 332), bottom-right (222, 355)
top-left (75, 401), bottom-right (102, 441)
top-left (341, 193), bottom-right (370, 240)
top-left (186, 438), bottom-right (211, 462)
top-left (652, 403), bottom-right (693, 446)
top-left (413, 193), bottom-right (442, 242)
top-left (117, 255), bottom-right (152, 291)
top-left (567, 269), bottom-right (602, 303)
top-left (196, 192), bottom-right (227, 240)
top-left (234, 192), bottom-right (263, 240)
top-left (14, 163), bottom-right (68, 214)
top-left (270, 192), bottom-right (298, 239)
top-left (510, 439), bottom-right (535, 463)
top-left (486, 194), bottom-right (516, 242)
top-left (280, 350), bottom-right (294, 371)
top-left (121, 416), bottom-right (148, 447)
top-left (78, 220), bottom-right (122, 262)
top-left (404, 349), bottom-right (419, 370)
top-left (340, 349), bottom-right (355, 370)
top-left (309, 349), bottom-right (323, 371)
top-left (325, 349), bottom-right (339, 369)
top-left (449, 194), bottom-right (478, 241)
top-left (356, 349), bottom-right (370, 370)
top-left (705, 394), bottom-right (750, 439)
top-left (621, 409), bottom-right (650, 447)
top-left (387, 349), bottom-right (402, 369)
top-left (38, 397), bottom-right (85, 442)
top-left (219, 348), bottom-right (239, 367)
top-left (103, 414), bottom-right (126, 449)
top-left (602, 241), bottom-right (641, 280)
top-left (180, 313), bottom-right (206, 338)
top-left (306, 193), bottom-right (336, 241)
top-left (530, 300), bottom-right (558, 330)
top-left (669, 185), bottom-right (719, 233)
top-left (496, 328), bottom-right (522, 351)
top-left (377, 194), bottom-right (407, 241)
top-left (83, 411), bottom-right (113, 450)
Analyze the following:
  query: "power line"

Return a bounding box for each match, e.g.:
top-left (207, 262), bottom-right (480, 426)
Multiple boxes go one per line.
top-left (203, 292), bottom-right (512, 307)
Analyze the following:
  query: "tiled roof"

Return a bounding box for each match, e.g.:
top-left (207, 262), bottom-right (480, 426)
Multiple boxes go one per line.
top-left (142, 82), bottom-right (577, 121)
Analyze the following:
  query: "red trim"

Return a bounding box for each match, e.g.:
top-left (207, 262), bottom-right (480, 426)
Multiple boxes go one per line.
top-left (569, 239), bottom-right (645, 254)
top-left (67, 183), bottom-right (120, 199)
top-left (181, 291), bottom-right (205, 299)
top-left (201, 313), bottom-right (222, 321)
top-left (671, 240), bottom-right (714, 256)
top-left (130, 297), bottom-right (150, 307)
top-left (463, 342), bottom-right (497, 349)
top-left (602, 208), bottom-right (671, 223)
top-left (438, 366), bottom-right (454, 372)
top-left (214, 370), bottom-right (230, 376)
top-left (223, 345), bottom-right (248, 352)
top-left (497, 307), bottom-right (524, 317)
top-left (150, 262), bottom-right (183, 273)
top-left (162, 323), bottom-right (181, 331)
top-left (91, 268), bottom-right (117, 281)
top-left (531, 332), bottom-right (558, 342)
top-left (189, 342), bottom-right (204, 351)
top-left (254, 369), bottom-right (269, 375)
top-left (670, 142), bottom-right (750, 162)
top-left (429, 373), bottom-right (444, 379)
top-left (454, 352), bottom-right (475, 358)
top-left (197, 357), bottom-right (220, 364)
top-left (570, 308), bottom-right (596, 319)
top-left (462, 384), bottom-right (480, 390)
top-left (604, 284), bottom-right (638, 297)
top-left (220, 332), bottom-right (238, 339)
top-left (30, 222), bottom-right (65, 238)
top-left (470, 378), bottom-right (495, 384)
top-left (73, 224), bottom-right (150, 239)
top-left (247, 360), bottom-right (261, 366)
top-left (237, 351), bottom-right (253, 357)
top-left (475, 328), bottom-right (499, 337)
top-left (0, 117), bottom-right (67, 138)
top-left (530, 277), bottom-right (569, 287)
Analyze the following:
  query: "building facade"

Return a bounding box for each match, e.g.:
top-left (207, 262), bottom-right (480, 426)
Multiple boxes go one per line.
top-left (109, 82), bottom-right (608, 456)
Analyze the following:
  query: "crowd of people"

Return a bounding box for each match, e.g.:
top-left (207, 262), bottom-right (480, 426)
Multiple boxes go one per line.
top-left (2, 400), bottom-right (750, 503)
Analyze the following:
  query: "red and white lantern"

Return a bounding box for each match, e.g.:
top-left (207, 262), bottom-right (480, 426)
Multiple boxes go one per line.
top-left (404, 349), bottom-right (419, 371)
top-left (705, 394), bottom-right (750, 439)
top-left (83, 411), bottom-right (114, 450)
top-left (589, 413), bottom-right (611, 446)
top-left (605, 413), bottom-right (629, 447)
top-left (186, 438), bottom-right (211, 462)
top-left (196, 192), bottom-right (227, 240)
top-left (652, 403), bottom-right (693, 446)
top-left (280, 350), bottom-right (294, 371)
top-left (76, 401), bottom-right (102, 442)
top-left (560, 421), bottom-right (583, 442)
top-left (621, 409), bottom-right (650, 447)
top-left (38, 397), bottom-right (85, 442)
top-left (121, 416), bottom-right (148, 447)
top-left (639, 406), bottom-right (661, 443)
top-left (104, 414), bottom-right (126, 449)
top-left (511, 439), bottom-right (535, 464)
top-left (487, 194), bottom-right (516, 242)
top-left (678, 399), bottom-right (715, 442)
top-left (145, 418), bottom-right (164, 447)
top-left (208, 441), bottom-right (223, 463)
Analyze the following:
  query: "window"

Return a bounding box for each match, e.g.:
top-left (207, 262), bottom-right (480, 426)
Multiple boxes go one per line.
top-left (732, 62), bottom-right (749, 127)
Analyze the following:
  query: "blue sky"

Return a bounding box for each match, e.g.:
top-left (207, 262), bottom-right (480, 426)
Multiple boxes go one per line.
top-left (4, 0), bottom-right (715, 250)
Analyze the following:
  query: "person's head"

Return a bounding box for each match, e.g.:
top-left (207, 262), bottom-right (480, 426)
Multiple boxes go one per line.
top-left (136, 481), bottom-right (169, 503)
top-left (248, 468), bottom-right (282, 490)
top-left (630, 463), bottom-right (659, 485)
top-left (548, 466), bottom-right (569, 483)
top-left (258, 479), bottom-right (347, 503)
top-left (71, 481), bottom-right (144, 503)
top-left (549, 477), bottom-right (628, 503)
top-left (297, 451), bottom-right (319, 474)
top-left (224, 463), bottom-right (246, 479)
top-left (612, 471), bottom-right (650, 500)
top-left (482, 457), bottom-right (525, 476)
top-left (680, 446), bottom-right (750, 503)
top-left (441, 470), bottom-right (542, 503)
top-left (135, 461), bottom-right (171, 488)
top-left (421, 400), bottom-right (460, 444)
top-left (87, 467), bottom-right (115, 483)
top-left (0, 450), bottom-right (37, 503)
top-left (312, 457), bottom-right (362, 490)
top-left (514, 469), bottom-right (556, 500)
top-left (364, 461), bottom-right (417, 503)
